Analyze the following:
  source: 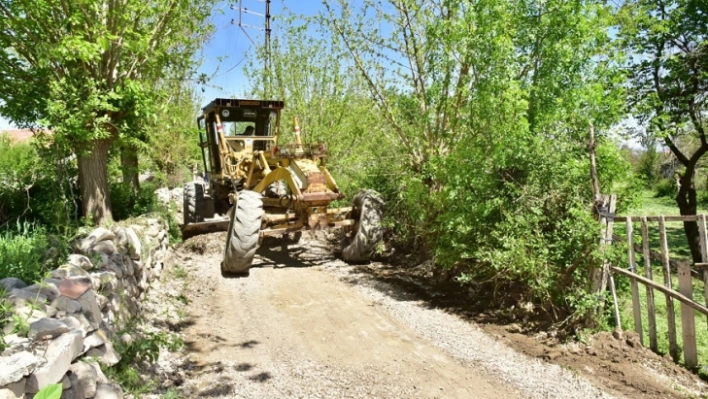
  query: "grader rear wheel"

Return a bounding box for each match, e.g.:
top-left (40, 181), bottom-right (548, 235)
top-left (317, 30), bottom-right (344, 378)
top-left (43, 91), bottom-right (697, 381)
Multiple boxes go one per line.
top-left (342, 190), bottom-right (384, 263)
top-left (221, 191), bottom-right (264, 277)
top-left (184, 182), bottom-right (205, 224)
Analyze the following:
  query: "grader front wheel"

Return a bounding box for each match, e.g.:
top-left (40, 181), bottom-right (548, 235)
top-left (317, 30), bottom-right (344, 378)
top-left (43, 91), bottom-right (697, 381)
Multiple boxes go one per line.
top-left (221, 191), bottom-right (264, 277)
top-left (342, 190), bottom-right (384, 263)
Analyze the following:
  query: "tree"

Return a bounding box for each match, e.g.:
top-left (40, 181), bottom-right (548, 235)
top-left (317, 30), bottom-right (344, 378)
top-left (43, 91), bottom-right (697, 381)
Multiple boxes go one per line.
top-left (0, 0), bottom-right (214, 224)
top-left (145, 83), bottom-right (204, 187)
top-left (620, 0), bottom-right (708, 262)
top-left (243, 12), bottom-right (386, 190)
top-left (317, 0), bottom-right (630, 319)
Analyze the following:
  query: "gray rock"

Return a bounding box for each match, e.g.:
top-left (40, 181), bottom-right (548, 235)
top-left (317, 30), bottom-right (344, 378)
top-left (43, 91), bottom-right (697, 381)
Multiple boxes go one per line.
top-left (95, 293), bottom-right (108, 310)
top-left (144, 225), bottom-right (161, 237)
top-left (7, 306), bottom-right (47, 328)
top-left (60, 388), bottom-right (76, 399)
top-left (50, 265), bottom-right (89, 280)
top-left (94, 383), bottom-right (123, 399)
top-left (81, 329), bottom-right (108, 353)
top-left (28, 318), bottom-right (70, 341)
top-left (155, 187), bottom-right (170, 206)
top-left (26, 330), bottom-right (83, 392)
top-left (94, 272), bottom-right (121, 293)
top-left (88, 363), bottom-right (108, 384)
top-left (81, 228), bottom-right (115, 250)
top-left (9, 289), bottom-right (47, 304)
top-left (61, 374), bottom-right (71, 389)
top-left (61, 316), bottom-right (89, 336)
top-left (67, 255), bottom-right (93, 271)
top-left (86, 341), bottom-right (121, 367)
top-left (51, 297), bottom-right (82, 314)
top-left (118, 333), bottom-right (133, 345)
top-left (91, 241), bottom-right (116, 256)
top-left (76, 290), bottom-right (101, 331)
top-left (44, 305), bottom-right (57, 318)
top-left (125, 228), bottom-right (141, 260)
top-left (101, 309), bottom-right (116, 325)
top-left (2, 334), bottom-right (30, 348)
top-left (0, 378), bottom-right (25, 399)
top-left (68, 362), bottom-right (97, 399)
top-left (102, 261), bottom-right (124, 279)
top-left (123, 257), bottom-right (134, 277)
top-left (0, 278), bottom-right (26, 292)
top-left (24, 279), bottom-right (61, 302)
top-left (124, 296), bottom-right (140, 316)
top-left (123, 276), bottom-right (138, 298)
top-left (113, 228), bottom-right (129, 254)
top-left (0, 352), bottom-right (45, 386)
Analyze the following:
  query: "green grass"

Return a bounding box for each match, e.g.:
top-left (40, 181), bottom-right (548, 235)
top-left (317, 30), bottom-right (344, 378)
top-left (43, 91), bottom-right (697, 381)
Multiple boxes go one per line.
top-left (627, 190), bottom-right (681, 217)
top-left (0, 221), bottom-right (53, 283)
top-left (615, 190), bottom-right (690, 259)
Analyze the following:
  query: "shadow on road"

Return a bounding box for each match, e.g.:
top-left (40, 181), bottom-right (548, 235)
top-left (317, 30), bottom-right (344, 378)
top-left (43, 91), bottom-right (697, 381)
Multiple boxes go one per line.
top-left (254, 237), bottom-right (335, 269)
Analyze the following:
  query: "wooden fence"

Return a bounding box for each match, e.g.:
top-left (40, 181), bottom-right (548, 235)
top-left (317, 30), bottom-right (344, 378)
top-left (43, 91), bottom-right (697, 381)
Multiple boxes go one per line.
top-left (612, 214), bottom-right (708, 368)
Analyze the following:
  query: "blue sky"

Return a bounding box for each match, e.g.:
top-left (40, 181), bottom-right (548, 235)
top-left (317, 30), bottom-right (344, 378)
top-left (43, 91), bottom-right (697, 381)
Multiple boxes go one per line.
top-left (198, 0), bottom-right (325, 102)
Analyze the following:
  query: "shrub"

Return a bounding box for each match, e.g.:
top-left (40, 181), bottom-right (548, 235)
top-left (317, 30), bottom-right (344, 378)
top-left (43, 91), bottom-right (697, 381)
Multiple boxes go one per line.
top-left (0, 134), bottom-right (79, 231)
top-left (653, 179), bottom-right (676, 199)
top-left (110, 182), bottom-right (160, 221)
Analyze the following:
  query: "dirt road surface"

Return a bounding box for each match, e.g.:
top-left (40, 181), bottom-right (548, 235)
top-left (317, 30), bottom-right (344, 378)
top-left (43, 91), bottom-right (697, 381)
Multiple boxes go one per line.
top-left (165, 233), bottom-right (634, 399)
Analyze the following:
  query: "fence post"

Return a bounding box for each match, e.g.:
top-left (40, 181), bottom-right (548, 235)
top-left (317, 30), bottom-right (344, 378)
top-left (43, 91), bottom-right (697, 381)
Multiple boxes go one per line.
top-left (626, 217), bottom-right (643, 345)
top-left (678, 260), bottom-right (698, 368)
top-left (640, 216), bottom-right (658, 352)
top-left (699, 214), bottom-right (708, 332)
top-left (590, 195), bottom-right (614, 296)
top-left (658, 216), bottom-right (678, 362)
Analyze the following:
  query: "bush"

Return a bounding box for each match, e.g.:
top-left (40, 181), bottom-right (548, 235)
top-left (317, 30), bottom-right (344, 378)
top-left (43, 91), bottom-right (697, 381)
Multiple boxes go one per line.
top-left (0, 134), bottom-right (79, 231)
top-left (653, 179), bottom-right (676, 199)
top-left (0, 135), bottom-right (39, 225)
top-left (0, 220), bottom-right (57, 283)
top-left (110, 182), bottom-right (160, 221)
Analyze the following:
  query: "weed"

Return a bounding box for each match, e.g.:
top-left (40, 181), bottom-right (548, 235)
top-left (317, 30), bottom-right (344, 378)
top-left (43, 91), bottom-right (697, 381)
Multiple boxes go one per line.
top-left (161, 388), bottom-right (182, 399)
top-left (172, 264), bottom-right (188, 280)
top-left (175, 294), bottom-right (190, 305)
top-left (0, 220), bottom-right (52, 282)
top-left (105, 330), bottom-right (184, 394)
top-left (0, 296), bottom-right (13, 351)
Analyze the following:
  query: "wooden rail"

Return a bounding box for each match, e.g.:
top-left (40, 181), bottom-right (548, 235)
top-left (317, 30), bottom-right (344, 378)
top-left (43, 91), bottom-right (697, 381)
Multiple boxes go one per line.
top-left (611, 266), bottom-right (708, 317)
top-left (620, 215), bottom-right (705, 222)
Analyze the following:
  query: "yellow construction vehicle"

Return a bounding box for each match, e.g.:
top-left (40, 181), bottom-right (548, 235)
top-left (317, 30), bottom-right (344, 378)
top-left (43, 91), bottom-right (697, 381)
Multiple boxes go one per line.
top-left (182, 98), bottom-right (383, 276)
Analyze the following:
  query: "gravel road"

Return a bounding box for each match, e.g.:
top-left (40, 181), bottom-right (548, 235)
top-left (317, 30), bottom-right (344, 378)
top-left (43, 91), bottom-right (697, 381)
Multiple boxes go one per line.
top-left (167, 233), bottom-right (623, 399)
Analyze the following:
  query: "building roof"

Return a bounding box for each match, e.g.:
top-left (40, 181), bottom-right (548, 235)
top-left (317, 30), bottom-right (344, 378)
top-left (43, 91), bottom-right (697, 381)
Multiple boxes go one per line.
top-left (0, 129), bottom-right (48, 143)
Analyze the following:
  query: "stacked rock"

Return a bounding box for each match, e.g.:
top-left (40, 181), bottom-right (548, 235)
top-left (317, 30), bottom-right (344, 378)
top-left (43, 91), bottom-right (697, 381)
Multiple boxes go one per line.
top-left (0, 217), bottom-right (170, 399)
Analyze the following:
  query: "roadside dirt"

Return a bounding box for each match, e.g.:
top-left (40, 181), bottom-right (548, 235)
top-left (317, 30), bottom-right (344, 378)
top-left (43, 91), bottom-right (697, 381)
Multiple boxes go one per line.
top-left (163, 232), bottom-right (707, 398)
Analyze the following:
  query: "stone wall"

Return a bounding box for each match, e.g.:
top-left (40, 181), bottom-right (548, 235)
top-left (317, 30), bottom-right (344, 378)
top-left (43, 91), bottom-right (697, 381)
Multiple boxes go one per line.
top-left (0, 217), bottom-right (171, 399)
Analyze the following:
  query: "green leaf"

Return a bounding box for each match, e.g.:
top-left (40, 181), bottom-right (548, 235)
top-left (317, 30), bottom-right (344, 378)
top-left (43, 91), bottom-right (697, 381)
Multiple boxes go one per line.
top-left (34, 384), bottom-right (62, 399)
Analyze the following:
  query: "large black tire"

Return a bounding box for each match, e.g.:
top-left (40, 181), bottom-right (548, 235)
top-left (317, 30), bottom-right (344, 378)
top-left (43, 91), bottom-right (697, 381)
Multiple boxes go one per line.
top-left (342, 190), bottom-right (384, 263)
top-left (183, 182), bottom-right (205, 224)
top-left (221, 191), bottom-right (264, 276)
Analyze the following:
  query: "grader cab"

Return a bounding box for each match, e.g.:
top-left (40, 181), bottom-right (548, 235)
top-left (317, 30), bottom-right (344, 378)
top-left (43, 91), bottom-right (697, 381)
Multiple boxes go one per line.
top-left (182, 98), bottom-right (383, 276)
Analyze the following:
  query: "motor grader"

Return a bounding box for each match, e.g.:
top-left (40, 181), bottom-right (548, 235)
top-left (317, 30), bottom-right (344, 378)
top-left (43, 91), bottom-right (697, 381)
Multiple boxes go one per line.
top-left (182, 98), bottom-right (383, 276)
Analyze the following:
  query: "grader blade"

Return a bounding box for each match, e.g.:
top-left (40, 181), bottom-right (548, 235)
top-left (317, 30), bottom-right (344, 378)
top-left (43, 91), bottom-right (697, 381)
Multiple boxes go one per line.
top-left (181, 219), bottom-right (230, 240)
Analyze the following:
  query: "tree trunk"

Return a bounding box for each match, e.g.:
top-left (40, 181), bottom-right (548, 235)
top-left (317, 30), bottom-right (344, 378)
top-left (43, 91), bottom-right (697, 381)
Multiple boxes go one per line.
top-left (78, 138), bottom-right (113, 225)
top-left (676, 170), bottom-right (703, 264)
top-left (121, 143), bottom-right (140, 193)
